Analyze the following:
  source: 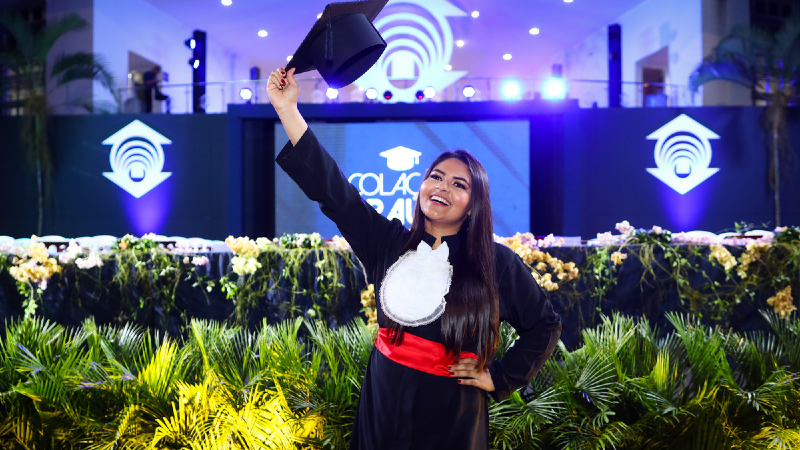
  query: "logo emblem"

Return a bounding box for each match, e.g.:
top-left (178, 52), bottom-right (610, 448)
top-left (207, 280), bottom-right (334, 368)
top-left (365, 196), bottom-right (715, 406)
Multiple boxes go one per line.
top-left (380, 146), bottom-right (422, 171)
top-left (102, 120), bottom-right (172, 198)
top-left (646, 114), bottom-right (720, 195)
top-left (356, 0), bottom-right (467, 103)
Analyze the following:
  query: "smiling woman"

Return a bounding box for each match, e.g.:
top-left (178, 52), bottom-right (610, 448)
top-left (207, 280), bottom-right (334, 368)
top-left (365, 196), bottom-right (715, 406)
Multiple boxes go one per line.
top-left (267, 63), bottom-right (561, 450)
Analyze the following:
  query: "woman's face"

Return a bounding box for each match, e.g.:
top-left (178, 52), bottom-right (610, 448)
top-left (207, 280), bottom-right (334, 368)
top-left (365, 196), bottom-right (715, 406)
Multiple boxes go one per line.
top-left (419, 158), bottom-right (472, 236)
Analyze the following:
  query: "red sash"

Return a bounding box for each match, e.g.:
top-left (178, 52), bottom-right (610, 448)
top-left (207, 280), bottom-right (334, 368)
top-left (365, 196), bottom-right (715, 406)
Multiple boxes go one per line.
top-left (375, 328), bottom-right (479, 376)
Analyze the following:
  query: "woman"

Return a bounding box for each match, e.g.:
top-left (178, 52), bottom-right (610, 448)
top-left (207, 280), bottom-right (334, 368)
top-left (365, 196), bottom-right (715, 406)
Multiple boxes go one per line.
top-left (268, 67), bottom-right (561, 450)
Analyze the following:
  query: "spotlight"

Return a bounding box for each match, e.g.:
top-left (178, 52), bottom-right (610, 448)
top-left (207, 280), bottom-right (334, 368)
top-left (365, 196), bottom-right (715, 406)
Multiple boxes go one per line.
top-left (326, 88), bottom-right (339, 99)
top-left (415, 90), bottom-right (425, 100)
top-left (383, 90), bottom-right (393, 100)
top-left (445, 64), bottom-right (452, 71)
top-left (542, 77), bottom-right (567, 100)
top-left (365, 88), bottom-right (378, 100)
top-left (462, 86), bottom-right (476, 99)
top-left (221, 0), bottom-right (232, 5)
top-left (503, 53), bottom-right (512, 60)
top-left (239, 87), bottom-right (253, 100)
top-left (529, 27), bottom-right (540, 35)
top-left (456, 40), bottom-right (465, 47)
top-left (184, 38), bottom-right (196, 50)
top-left (257, 30), bottom-right (268, 37)
top-left (423, 86), bottom-right (436, 99)
top-left (501, 80), bottom-right (522, 100)
top-left (192, 59), bottom-right (200, 69)
top-left (471, 10), bottom-right (479, 18)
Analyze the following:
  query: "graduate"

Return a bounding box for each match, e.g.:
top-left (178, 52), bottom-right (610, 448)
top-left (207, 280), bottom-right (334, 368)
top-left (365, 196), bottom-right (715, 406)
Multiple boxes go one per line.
top-left (268, 2), bottom-right (561, 448)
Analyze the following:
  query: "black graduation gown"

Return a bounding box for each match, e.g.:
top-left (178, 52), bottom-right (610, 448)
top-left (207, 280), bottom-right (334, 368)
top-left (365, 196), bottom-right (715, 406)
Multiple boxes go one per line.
top-left (277, 128), bottom-right (562, 450)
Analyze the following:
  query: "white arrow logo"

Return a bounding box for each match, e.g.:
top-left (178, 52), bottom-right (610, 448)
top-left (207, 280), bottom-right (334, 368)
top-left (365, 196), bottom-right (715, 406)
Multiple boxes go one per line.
top-left (646, 114), bottom-right (720, 195)
top-left (102, 120), bottom-right (172, 198)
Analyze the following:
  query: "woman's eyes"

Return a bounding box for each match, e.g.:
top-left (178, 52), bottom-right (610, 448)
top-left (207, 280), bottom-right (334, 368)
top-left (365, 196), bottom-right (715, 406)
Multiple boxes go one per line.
top-left (429, 174), bottom-right (466, 189)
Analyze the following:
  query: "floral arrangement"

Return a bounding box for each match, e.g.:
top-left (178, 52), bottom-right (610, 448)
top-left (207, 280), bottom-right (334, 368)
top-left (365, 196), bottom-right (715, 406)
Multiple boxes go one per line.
top-left (360, 283), bottom-right (378, 331)
top-left (1, 222), bottom-right (798, 327)
top-left (495, 233), bottom-right (578, 291)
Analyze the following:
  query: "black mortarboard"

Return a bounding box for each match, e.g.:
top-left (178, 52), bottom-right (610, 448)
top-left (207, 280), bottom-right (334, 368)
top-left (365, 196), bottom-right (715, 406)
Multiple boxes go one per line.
top-left (285, 0), bottom-right (388, 89)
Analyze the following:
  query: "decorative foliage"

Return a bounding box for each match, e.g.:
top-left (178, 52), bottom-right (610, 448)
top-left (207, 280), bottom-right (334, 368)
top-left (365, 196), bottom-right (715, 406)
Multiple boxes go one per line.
top-left (0, 312), bottom-right (798, 449)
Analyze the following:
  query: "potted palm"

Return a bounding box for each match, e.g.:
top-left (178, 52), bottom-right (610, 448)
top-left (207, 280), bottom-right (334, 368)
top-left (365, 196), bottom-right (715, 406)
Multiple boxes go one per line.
top-left (689, 13), bottom-right (800, 227)
top-left (0, 13), bottom-right (117, 235)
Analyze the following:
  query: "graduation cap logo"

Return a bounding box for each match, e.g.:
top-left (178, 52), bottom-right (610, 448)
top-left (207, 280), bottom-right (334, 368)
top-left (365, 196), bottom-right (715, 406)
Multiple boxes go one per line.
top-left (286, 0), bottom-right (389, 88)
top-left (102, 120), bottom-right (172, 198)
top-left (380, 146), bottom-right (421, 171)
top-left (646, 114), bottom-right (720, 195)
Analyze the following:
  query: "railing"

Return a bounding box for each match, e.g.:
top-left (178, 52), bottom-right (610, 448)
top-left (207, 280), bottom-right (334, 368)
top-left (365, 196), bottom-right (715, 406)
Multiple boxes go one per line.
top-left (116, 77), bottom-right (695, 115)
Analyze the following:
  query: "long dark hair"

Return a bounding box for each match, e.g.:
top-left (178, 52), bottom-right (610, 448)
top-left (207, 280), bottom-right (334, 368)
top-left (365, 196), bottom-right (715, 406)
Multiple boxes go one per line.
top-left (387, 150), bottom-right (499, 370)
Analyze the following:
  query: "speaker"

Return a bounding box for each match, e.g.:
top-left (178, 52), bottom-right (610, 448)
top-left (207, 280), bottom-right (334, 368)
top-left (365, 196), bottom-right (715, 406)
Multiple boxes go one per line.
top-left (608, 24), bottom-right (621, 108)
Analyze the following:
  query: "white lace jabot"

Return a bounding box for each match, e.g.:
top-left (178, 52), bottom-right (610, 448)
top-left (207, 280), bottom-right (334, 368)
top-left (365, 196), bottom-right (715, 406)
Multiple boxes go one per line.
top-left (380, 240), bottom-right (453, 327)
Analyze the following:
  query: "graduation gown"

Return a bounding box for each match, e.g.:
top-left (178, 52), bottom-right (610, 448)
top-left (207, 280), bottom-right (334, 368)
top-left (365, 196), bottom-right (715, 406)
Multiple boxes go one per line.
top-left (277, 128), bottom-right (562, 450)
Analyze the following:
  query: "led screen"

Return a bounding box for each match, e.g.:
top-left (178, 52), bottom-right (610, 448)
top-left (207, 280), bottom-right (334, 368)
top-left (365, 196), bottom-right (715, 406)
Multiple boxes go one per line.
top-left (274, 121), bottom-right (530, 238)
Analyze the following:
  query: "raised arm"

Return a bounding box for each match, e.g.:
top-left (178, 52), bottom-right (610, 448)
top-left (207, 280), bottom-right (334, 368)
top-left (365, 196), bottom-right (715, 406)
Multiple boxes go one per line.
top-left (268, 68), bottom-right (307, 145)
top-left (267, 68), bottom-right (404, 271)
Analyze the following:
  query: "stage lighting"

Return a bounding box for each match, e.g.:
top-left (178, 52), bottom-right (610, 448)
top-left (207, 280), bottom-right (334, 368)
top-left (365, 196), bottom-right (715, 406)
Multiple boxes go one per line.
top-left (501, 80), bottom-right (522, 100)
top-left (423, 86), bottom-right (436, 99)
top-left (542, 77), bottom-right (567, 100)
top-left (383, 90), bottom-right (393, 100)
top-left (326, 88), bottom-right (339, 100)
top-left (239, 88), bottom-right (253, 101)
top-left (184, 38), bottom-right (196, 50)
top-left (415, 90), bottom-right (425, 100)
top-left (192, 59), bottom-right (200, 69)
top-left (365, 88), bottom-right (378, 100)
top-left (462, 86), bottom-right (476, 99)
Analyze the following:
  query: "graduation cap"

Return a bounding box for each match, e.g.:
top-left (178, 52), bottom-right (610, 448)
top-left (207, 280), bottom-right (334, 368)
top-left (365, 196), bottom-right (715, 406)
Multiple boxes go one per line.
top-left (286, 0), bottom-right (389, 89)
top-left (380, 146), bottom-right (422, 171)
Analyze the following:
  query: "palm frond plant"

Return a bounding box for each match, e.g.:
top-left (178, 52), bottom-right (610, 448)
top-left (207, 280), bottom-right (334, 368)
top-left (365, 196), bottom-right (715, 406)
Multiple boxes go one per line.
top-left (0, 13), bottom-right (117, 235)
top-left (689, 13), bottom-right (800, 226)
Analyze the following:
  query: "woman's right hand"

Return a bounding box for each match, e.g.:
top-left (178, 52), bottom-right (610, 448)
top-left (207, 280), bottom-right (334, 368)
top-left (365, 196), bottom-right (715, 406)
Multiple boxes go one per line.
top-left (267, 67), bottom-right (299, 112)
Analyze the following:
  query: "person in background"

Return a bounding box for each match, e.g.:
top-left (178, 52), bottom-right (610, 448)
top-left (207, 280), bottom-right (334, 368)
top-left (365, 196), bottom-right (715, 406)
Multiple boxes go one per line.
top-left (142, 66), bottom-right (168, 113)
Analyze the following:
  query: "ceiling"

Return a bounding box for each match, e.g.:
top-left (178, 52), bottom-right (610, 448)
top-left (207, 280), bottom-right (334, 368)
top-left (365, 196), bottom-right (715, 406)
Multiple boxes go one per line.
top-left (140, 0), bottom-right (650, 82)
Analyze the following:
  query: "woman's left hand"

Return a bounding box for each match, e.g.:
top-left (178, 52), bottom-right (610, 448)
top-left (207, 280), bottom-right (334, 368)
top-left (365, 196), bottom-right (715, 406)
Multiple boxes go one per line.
top-left (449, 358), bottom-right (495, 392)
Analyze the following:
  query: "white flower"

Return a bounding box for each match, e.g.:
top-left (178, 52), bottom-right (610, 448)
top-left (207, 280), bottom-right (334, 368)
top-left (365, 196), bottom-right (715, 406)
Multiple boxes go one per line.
top-left (232, 256), bottom-right (261, 275)
top-left (596, 232), bottom-right (618, 246)
top-left (256, 237), bottom-right (273, 251)
top-left (183, 256), bottom-right (190, 264)
top-left (192, 256), bottom-right (210, 266)
top-left (615, 220), bottom-right (634, 235)
top-left (0, 243), bottom-right (10, 253)
top-left (141, 233), bottom-right (157, 241)
top-left (651, 226), bottom-right (663, 234)
top-left (58, 240), bottom-right (82, 264)
top-left (75, 252), bottom-right (103, 269)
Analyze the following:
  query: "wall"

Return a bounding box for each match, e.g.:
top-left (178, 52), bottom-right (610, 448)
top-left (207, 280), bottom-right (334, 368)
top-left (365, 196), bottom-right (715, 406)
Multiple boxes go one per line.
top-left (564, 0), bottom-right (704, 107)
top-left (92, 0), bottom-right (248, 114)
top-left (700, 0), bottom-right (751, 106)
top-left (46, 0), bottom-right (96, 114)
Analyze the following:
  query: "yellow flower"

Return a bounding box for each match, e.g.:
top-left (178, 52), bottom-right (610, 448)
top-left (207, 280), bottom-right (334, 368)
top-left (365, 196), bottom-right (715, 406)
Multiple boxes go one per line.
top-left (225, 236), bottom-right (260, 257)
top-left (610, 251), bottom-right (627, 266)
top-left (709, 244), bottom-right (737, 272)
top-left (767, 286), bottom-right (796, 318)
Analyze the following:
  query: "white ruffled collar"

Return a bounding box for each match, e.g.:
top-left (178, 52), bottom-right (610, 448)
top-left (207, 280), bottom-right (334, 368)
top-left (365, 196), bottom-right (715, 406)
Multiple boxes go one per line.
top-left (380, 240), bottom-right (453, 327)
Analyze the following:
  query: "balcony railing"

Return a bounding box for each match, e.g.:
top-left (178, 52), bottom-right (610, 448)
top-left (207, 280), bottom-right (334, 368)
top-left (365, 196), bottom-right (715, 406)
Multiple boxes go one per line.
top-left (111, 77), bottom-right (693, 115)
